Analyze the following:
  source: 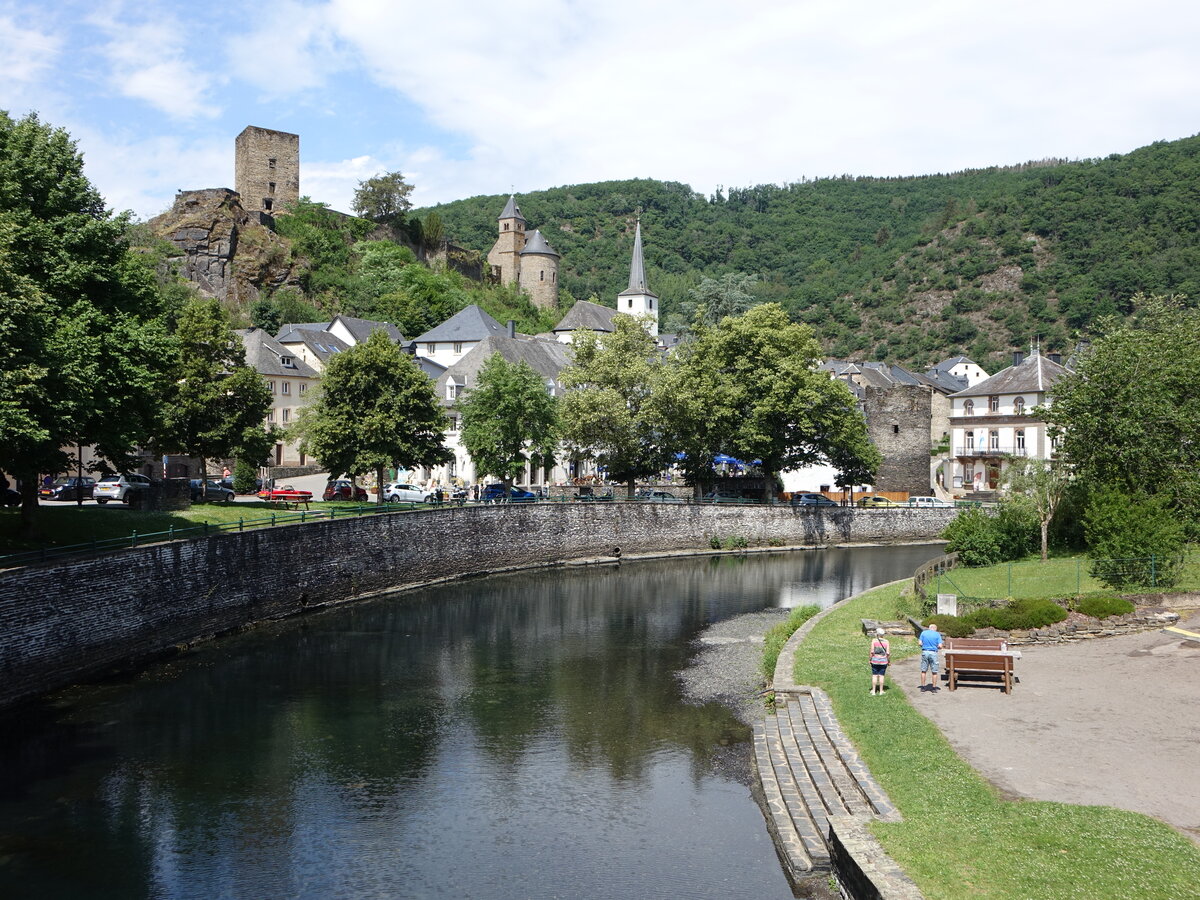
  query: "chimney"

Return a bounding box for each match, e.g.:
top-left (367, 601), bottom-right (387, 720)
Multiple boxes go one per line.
top-left (1048, 352), bottom-right (1062, 364)
top-left (1012, 351), bottom-right (1025, 367)
top-left (507, 319), bottom-right (516, 338)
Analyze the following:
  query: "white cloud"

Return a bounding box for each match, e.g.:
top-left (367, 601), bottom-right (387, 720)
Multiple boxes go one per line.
top-left (87, 5), bottom-right (221, 120)
top-left (0, 11), bottom-right (63, 109)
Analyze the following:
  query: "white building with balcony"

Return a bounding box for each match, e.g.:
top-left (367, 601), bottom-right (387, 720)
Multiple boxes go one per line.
top-left (948, 350), bottom-right (1069, 495)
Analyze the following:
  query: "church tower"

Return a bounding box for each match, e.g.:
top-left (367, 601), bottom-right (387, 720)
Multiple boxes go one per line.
top-left (616, 219), bottom-right (659, 336)
top-left (486, 195), bottom-right (526, 287)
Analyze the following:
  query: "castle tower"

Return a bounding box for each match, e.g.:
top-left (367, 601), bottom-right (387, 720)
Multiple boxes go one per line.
top-left (518, 229), bottom-right (560, 310)
top-left (235, 126), bottom-right (299, 216)
top-left (616, 219), bottom-right (659, 336)
top-left (486, 195), bottom-right (526, 286)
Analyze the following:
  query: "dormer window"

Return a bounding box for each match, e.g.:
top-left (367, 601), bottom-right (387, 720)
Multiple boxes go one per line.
top-left (963, 399), bottom-right (974, 415)
top-left (1014, 397), bottom-right (1026, 415)
top-left (280, 355), bottom-right (295, 368)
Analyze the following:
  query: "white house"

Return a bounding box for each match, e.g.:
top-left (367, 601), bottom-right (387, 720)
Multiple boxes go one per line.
top-left (948, 350), bottom-right (1069, 495)
top-left (411, 305), bottom-right (511, 368)
top-left (237, 327), bottom-right (320, 466)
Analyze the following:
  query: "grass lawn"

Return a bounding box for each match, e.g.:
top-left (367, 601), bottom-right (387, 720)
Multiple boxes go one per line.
top-left (793, 582), bottom-right (1200, 900)
top-left (930, 553), bottom-right (1200, 601)
top-left (0, 500), bottom-right (432, 558)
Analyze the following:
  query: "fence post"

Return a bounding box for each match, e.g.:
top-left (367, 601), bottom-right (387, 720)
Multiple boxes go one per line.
top-left (169, 525), bottom-right (174, 541)
top-left (271, 513), bottom-right (276, 527)
top-left (239, 518), bottom-right (244, 533)
top-left (131, 530), bottom-right (138, 548)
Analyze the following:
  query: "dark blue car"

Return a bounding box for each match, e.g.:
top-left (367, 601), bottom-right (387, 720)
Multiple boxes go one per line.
top-left (481, 484), bottom-right (536, 503)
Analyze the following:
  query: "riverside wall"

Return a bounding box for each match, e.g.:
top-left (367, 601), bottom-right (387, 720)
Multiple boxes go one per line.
top-left (0, 504), bottom-right (954, 709)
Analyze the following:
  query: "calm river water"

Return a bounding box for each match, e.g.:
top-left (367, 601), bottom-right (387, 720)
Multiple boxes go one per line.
top-left (0, 545), bottom-right (939, 899)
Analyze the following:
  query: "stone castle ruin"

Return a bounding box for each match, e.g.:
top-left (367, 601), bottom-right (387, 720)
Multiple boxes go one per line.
top-left (234, 126), bottom-right (300, 215)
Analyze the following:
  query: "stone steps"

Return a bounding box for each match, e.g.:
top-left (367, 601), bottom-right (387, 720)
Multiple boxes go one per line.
top-left (753, 688), bottom-right (901, 877)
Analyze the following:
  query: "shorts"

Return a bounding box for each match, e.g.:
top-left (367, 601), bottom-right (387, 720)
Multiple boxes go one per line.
top-left (870, 663), bottom-right (888, 675)
top-left (920, 650), bottom-right (939, 673)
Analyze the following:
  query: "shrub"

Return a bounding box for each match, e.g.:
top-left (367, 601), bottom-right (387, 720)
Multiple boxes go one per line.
top-left (992, 498), bottom-right (1040, 560)
top-left (921, 614), bottom-right (976, 638)
top-left (709, 535), bottom-right (722, 549)
top-left (723, 535), bottom-right (749, 550)
top-left (941, 508), bottom-right (1004, 566)
top-left (968, 597), bottom-right (1067, 630)
top-left (1075, 595), bottom-right (1135, 619)
top-left (232, 459), bottom-right (258, 495)
top-left (761, 605), bottom-right (821, 678)
top-left (1084, 486), bottom-right (1185, 589)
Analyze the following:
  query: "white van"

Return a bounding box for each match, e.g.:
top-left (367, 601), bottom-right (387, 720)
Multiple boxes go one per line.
top-left (907, 496), bottom-right (953, 508)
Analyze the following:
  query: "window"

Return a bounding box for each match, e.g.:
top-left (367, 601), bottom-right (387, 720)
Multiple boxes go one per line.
top-left (448, 416), bottom-right (457, 432)
top-left (263, 198), bottom-right (273, 211)
top-left (267, 410), bottom-right (275, 423)
top-left (280, 355), bottom-right (294, 368)
top-left (989, 430), bottom-right (999, 450)
top-left (425, 343), bottom-right (436, 354)
top-left (268, 157), bottom-right (276, 169)
top-left (453, 342), bottom-right (462, 354)
top-left (552, 272), bottom-right (556, 284)
top-left (268, 380), bottom-right (276, 394)
top-left (268, 182), bottom-right (276, 194)
top-left (539, 270), bottom-right (544, 281)
top-left (963, 399), bottom-right (974, 415)
top-left (282, 408), bottom-right (290, 423)
top-left (989, 395), bottom-right (999, 412)
top-left (281, 381), bottom-right (290, 395)
top-left (1014, 397), bottom-right (1025, 415)
top-left (1015, 429), bottom-right (1026, 453)
top-left (299, 383), bottom-right (307, 395)
top-left (892, 424), bottom-right (899, 434)
top-left (964, 429), bottom-right (974, 452)
top-left (628, 298), bottom-right (634, 309)
top-left (315, 343), bottom-right (326, 352)
top-left (503, 222), bottom-right (509, 231)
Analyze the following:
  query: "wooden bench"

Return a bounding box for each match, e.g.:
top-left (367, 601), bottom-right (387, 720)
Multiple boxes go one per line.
top-left (945, 638), bottom-right (1007, 651)
top-left (945, 649), bottom-right (1015, 693)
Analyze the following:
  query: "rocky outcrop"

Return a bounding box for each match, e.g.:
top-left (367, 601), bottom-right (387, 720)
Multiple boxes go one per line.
top-left (149, 188), bottom-right (304, 305)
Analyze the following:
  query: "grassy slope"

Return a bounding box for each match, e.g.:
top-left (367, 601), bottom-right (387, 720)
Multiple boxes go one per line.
top-left (930, 554), bottom-right (1200, 600)
top-left (793, 583), bottom-right (1200, 900)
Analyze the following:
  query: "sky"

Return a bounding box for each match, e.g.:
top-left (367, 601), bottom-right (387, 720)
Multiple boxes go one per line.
top-left (3, 0), bottom-right (1200, 222)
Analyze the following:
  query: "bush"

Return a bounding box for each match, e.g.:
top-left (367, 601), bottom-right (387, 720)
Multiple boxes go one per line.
top-left (924, 597), bottom-right (1068, 635)
top-left (1075, 595), bottom-right (1135, 619)
top-left (761, 605), bottom-right (821, 678)
top-left (232, 459), bottom-right (258, 495)
top-left (992, 498), bottom-right (1040, 560)
top-left (1084, 486), bottom-right (1185, 589)
top-left (941, 508), bottom-right (1004, 566)
top-left (921, 614), bottom-right (976, 638)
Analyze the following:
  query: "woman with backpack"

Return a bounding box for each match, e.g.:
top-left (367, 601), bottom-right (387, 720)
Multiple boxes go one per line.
top-left (869, 627), bottom-right (891, 695)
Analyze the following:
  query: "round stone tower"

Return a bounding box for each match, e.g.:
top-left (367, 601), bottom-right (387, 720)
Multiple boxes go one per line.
top-left (518, 229), bottom-right (560, 310)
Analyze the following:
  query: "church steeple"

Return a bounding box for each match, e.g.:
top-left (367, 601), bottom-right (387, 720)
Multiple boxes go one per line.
top-left (617, 217), bottom-right (659, 337)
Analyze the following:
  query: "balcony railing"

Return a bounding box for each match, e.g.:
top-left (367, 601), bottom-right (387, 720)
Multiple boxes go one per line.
top-left (954, 445), bottom-right (1029, 458)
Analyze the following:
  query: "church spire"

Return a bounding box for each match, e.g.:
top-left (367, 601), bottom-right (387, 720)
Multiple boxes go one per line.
top-left (627, 217), bottom-right (649, 293)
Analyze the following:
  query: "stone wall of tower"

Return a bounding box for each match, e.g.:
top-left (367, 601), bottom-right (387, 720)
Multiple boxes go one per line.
top-left (235, 127), bottom-right (299, 216)
top-left (519, 253), bottom-right (559, 310)
top-left (487, 220), bottom-right (525, 286)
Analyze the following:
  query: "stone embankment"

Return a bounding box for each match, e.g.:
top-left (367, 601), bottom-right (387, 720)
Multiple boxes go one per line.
top-left (0, 504), bottom-right (956, 711)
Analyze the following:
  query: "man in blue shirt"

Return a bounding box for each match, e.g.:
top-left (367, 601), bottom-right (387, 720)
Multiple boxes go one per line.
top-left (919, 623), bottom-right (944, 691)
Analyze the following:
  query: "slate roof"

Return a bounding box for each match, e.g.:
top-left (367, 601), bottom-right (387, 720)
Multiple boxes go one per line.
top-left (553, 300), bottom-right (618, 334)
top-left (436, 335), bottom-right (573, 405)
top-left (415, 355), bottom-right (446, 380)
top-left (618, 220), bottom-right (657, 298)
top-left (413, 304), bottom-right (508, 344)
top-left (498, 195), bottom-right (525, 222)
top-left (951, 352), bottom-right (1069, 398)
top-left (275, 327), bottom-right (352, 365)
top-left (331, 314), bottom-right (405, 344)
top-left (519, 229), bottom-right (560, 258)
top-left (237, 328), bottom-right (319, 378)
top-left (931, 355), bottom-right (978, 373)
top-left (920, 368), bottom-right (969, 393)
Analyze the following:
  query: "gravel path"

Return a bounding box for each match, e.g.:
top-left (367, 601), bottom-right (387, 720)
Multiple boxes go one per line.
top-left (892, 610), bottom-right (1200, 843)
top-left (678, 608), bottom-right (790, 726)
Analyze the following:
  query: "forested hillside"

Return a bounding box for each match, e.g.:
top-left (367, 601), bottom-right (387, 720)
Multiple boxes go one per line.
top-left (417, 135), bottom-right (1200, 369)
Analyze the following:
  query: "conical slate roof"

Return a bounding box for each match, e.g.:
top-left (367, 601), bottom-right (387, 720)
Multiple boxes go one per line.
top-left (498, 195), bottom-right (525, 222)
top-left (519, 228), bottom-right (559, 258)
top-left (618, 219), bottom-right (657, 298)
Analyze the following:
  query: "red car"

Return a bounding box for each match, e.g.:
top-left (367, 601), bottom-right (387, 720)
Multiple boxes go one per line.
top-left (257, 485), bottom-right (314, 503)
top-left (322, 479), bottom-right (368, 502)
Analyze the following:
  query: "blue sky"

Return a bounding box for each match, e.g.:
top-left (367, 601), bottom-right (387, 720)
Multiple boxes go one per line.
top-left (4, 0), bottom-right (1200, 222)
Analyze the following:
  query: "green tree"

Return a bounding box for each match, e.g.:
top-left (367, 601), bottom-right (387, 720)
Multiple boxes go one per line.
top-left (1002, 459), bottom-right (1072, 561)
top-left (1084, 486), bottom-right (1185, 589)
top-left (294, 330), bottom-right (449, 502)
top-left (0, 112), bottom-right (171, 533)
top-left (658, 304), bottom-right (879, 501)
top-left (458, 353), bottom-right (558, 490)
top-left (674, 272), bottom-right (758, 332)
top-left (351, 171), bottom-right (414, 225)
top-left (559, 315), bottom-right (670, 498)
top-left (1045, 294), bottom-right (1200, 519)
top-left (154, 299), bottom-right (273, 495)
top-left (423, 211), bottom-right (445, 250)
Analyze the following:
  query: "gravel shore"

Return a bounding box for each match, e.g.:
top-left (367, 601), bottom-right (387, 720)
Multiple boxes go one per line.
top-left (677, 607), bottom-right (792, 726)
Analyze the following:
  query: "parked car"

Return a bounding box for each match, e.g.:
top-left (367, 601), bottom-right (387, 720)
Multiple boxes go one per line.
top-left (792, 492), bottom-right (839, 507)
top-left (189, 479), bottom-right (235, 502)
top-left (382, 482), bottom-right (433, 503)
top-left (39, 476), bottom-right (96, 501)
top-left (257, 485), bottom-right (313, 503)
top-left (702, 490), bottom-right (748, 503)
top-left (857, 495), bottom-right (900, 508)
top-left (575, 485), bottom-right (614, 501)
top-left (907, 496), bottom-right (954, 508)
top-left (482, 484), bottom-right (536, 503)
top-left (1, 487), bottom-right (20, 507)
top-left (323, 479), bottom-right (369, 502)
top-left (93, 473), bottom-right (152, 505)
top-left (636, 489), bottom-right (682, 503)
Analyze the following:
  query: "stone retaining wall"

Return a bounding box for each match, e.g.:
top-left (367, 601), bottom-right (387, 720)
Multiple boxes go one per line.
top-left (0, 505), bottom-right (955, 710)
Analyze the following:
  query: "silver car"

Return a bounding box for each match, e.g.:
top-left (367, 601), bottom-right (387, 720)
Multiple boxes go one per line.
top-left (93, 473), bottom-right (152, 505)
top-left (382, 482), bottom-right (433, 503)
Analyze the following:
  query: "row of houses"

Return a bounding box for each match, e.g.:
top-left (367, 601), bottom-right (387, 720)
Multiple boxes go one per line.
top-left (237, 196), bottom-right (1072, 497)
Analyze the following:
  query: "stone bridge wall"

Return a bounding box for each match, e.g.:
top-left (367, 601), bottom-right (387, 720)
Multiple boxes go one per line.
top-left (0, 504), bottom-right (954, 710)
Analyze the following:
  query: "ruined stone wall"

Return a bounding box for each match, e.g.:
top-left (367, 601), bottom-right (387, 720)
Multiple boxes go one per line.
top-left (235, 126), bottom-right (299, 216)
top-left (865, 384), bottom-right (933, 495)
top-left (0, 504), bottom-right (953, 709)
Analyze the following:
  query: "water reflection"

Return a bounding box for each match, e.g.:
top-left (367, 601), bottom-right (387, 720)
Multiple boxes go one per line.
top-left (0, 545), bottom-right (939, 899)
